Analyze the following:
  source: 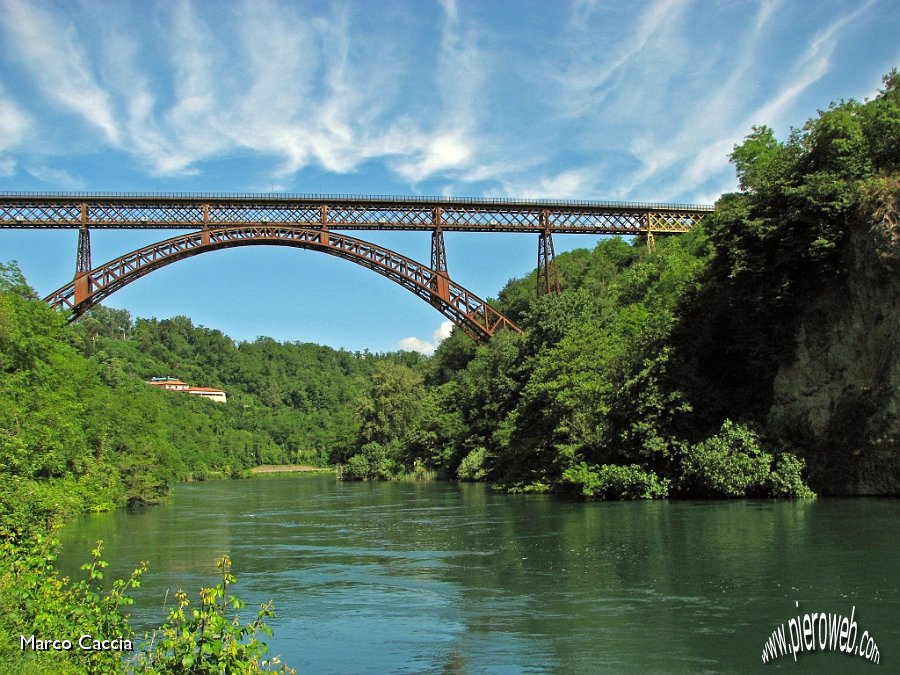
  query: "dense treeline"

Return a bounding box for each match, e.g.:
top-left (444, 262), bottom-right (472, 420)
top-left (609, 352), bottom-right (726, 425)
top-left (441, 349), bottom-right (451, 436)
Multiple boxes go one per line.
top-left (341, 71), bottom-right (900, 498)
top-left (83, 309), bottom-right (422, 474)
top-left (1, 258), bottom-right (431, 516)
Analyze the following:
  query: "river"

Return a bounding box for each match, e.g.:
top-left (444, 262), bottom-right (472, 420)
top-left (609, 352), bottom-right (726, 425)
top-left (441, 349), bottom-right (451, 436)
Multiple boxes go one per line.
top-left (58, 474), bottom-right (897, 673)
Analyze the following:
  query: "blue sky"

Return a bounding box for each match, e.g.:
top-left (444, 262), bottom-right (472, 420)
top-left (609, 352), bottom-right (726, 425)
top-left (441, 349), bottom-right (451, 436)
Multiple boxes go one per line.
top-left (0, 0), bottom-right (897, 353)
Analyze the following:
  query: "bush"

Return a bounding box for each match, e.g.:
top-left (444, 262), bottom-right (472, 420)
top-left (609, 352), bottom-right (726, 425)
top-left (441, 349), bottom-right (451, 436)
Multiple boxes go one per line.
top-left (678, 420), bottom-right (772, 497)
top-left (343, 442), bottom-right (397, 481)
top-left (768, 452), bottom-right (816, 498)
top-left (136, 556), bottom-right (294, 674)
top-left (0, 538), bottom-right (145, 675)
top-left (561, 462), bottom-right (669, 500)
top-left (678, 422), bottom-right (816, 497)
top-left (456, 447), bottom-right (488, 481)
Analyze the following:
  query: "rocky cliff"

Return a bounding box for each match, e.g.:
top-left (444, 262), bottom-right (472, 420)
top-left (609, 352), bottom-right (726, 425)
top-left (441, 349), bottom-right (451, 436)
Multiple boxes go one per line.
top-left (767, 179), bottom-right (900, 494)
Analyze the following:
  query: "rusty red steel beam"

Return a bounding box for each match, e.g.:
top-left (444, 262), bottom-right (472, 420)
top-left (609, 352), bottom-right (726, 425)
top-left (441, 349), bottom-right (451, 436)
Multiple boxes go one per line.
top-left (44, 225), bottom-right (521, 343)
top-left (0, 192), bottom-right (713, 235)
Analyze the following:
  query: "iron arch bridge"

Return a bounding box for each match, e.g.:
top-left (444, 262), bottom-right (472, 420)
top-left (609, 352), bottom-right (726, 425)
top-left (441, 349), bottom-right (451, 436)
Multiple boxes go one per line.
top-left (0, 193), bottom-right (714, 342)
top-left (43, 225), bottom-right (518, 342)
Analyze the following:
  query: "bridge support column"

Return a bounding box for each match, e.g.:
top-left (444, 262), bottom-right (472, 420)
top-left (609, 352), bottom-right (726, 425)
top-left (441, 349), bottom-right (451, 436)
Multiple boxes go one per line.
top-left (74, 206), bottom-right (92, 304)
top-left (537, 215), bottom-right (560, 297)
top-left (75, 203), bottom-right (91, 276)
top-left (76, 225), bottom-right (91, 276)
top-left (640, 212), bottom-right (656, 252)
top-left (430, 209), bottom-right (451, 303)
top-left (201, 203), bottom-right (211, 245)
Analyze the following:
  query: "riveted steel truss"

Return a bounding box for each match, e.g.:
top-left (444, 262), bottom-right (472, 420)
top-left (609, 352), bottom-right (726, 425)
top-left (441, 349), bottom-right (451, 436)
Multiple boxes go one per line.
top-left (43, 226), bottom-right (521, 343)
top-left (0, 193), bottom-right (713, 234)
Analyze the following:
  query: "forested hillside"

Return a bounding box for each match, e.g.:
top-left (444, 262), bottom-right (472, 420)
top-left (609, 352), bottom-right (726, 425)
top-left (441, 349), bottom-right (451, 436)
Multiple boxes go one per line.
top-left (341, 71), bottom-right (900, 497)
top-left (84, 308), bottom-right (423, 472)
top-left (0, 268), bottom-right (424, 525)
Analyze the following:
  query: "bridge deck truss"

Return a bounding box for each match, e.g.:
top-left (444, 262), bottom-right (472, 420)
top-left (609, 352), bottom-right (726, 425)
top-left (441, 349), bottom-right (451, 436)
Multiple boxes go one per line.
top-left (0, 194), bottom-right (713, 235)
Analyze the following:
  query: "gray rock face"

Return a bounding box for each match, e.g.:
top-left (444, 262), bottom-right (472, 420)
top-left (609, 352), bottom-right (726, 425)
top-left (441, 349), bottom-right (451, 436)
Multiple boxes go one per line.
top-left (767, 188), bottom-right (900, 494)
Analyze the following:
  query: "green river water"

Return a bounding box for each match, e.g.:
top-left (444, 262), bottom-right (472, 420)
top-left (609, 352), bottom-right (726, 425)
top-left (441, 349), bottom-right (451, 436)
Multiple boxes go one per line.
top-left (58, 474), bottom-right (898, 673)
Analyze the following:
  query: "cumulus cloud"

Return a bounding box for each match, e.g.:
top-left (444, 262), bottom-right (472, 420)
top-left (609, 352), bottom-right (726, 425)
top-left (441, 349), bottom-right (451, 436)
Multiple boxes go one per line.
top-left (397, 320), bottom-right (454, 355)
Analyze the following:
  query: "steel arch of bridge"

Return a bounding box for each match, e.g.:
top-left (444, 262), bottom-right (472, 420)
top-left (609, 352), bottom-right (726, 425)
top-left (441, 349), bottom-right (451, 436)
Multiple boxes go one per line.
top-left (43, 225), bottom-right (521, 342)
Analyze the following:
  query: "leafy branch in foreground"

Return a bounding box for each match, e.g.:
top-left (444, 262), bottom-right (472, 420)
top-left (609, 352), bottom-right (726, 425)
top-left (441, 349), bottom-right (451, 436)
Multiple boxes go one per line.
top-left (0, 536), bottom-right (144, 674)
top-left (137, 555), bottom-right (294, 674)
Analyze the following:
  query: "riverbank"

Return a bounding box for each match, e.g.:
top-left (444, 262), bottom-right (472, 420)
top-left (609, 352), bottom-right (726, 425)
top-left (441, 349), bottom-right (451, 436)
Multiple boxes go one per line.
top-left (250, 464), bottom-right (334, 474)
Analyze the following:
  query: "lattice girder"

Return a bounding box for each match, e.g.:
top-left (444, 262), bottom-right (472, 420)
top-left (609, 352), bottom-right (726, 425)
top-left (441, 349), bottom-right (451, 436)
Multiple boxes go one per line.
top-left (1, 193), bottom-right (713, 235)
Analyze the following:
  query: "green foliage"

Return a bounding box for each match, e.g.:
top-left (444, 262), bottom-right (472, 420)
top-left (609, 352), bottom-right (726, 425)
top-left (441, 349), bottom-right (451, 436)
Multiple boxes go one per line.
top-left (89, 313), bottom-right (391, 473)
top-left (0, 260), bottom-right (36, 298)
top-left (767, 452), bottom-right (816, 499)
top-left (339, 357), bottom-right (466, 480)
top-left (0, 518), bottom-right (295, 674)
top-left (561, 463), bottom-right (669, 500)
top-left (0, 534), bottom-right (144, 674)
top-left (676, 421), bottom-right (813, 498)
top-left (456, 447), bottom-right (488, 481)
top-left (702, 72), bottom-right (900, 382)
top-left (136, 556), bottom-right (294, 674)
top-left (678, 421), bottom-right (772, 497)
top-left (344, 441), bottom-right (397, 481)
top-left (355, 361), bottom-right (427, 448)
top-left (354, 71), bottom-right (898, 499)
top-left (730, 125), bottom-right (784, 192)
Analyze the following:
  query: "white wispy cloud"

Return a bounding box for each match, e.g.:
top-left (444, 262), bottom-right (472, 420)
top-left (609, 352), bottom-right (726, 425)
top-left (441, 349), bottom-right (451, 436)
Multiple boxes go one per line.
top-left (0, 0), bottom-right (120, 144)
top-left (507, 168), bottom-right (600, 200)
top-left (551, 0), bottom-right (882, 203)
top-left (653, 0), bottom-right (880, 201)
top-left (0, 85), bottom-right (31, 176)
top-left (0, 87), bottom-right (30, 155)
top-left (25, 164), bottom-right (83, 189)
top-left (390, 0), bottom-right (484, 183)
top-left (556, 0), bottom-right (690, 119)
top-left (0, 0), bottom-right (889, 205)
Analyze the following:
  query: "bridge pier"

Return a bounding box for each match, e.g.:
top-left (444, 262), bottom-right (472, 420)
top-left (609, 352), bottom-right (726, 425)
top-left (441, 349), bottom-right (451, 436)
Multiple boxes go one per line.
top-left (74, 219), bottom-right (92, 305)
top-left (201, 203), bottom-right (211, 245)
top-left (76, 225), bottom-right (91, 275)
top-left (75, 203), bottom-right (92, 276)
top-left (537, 210), bottom-right (560, 297)
top-left (74, 203), bottom-right (92, 305)
top-left (430, 209), bottom-right (451, 304)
